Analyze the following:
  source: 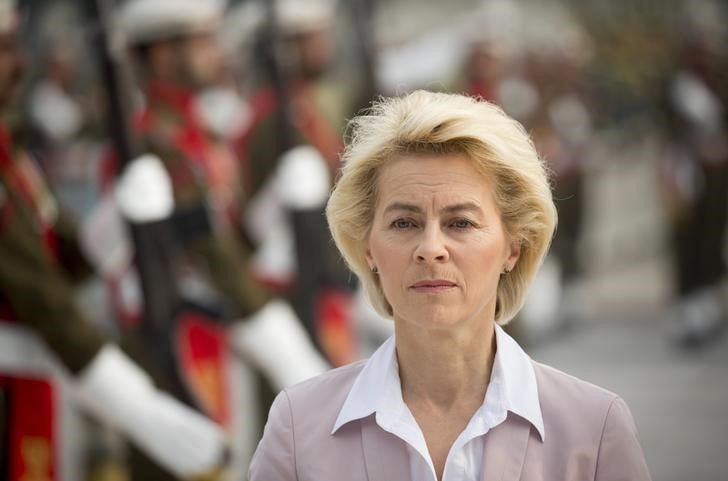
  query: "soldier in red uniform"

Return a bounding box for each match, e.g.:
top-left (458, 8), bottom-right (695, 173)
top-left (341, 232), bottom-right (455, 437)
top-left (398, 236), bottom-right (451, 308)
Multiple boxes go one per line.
top-left (115, 0), bottom-right (329, 393)
top-left (239, 0), bottom-right (361, 366)
top-left (0, 1), bottom-right (228, 480)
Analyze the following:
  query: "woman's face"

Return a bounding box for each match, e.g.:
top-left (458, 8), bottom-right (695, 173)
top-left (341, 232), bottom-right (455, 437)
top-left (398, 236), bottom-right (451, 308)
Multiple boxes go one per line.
top-left (366, 153), bottom-right (520, 331)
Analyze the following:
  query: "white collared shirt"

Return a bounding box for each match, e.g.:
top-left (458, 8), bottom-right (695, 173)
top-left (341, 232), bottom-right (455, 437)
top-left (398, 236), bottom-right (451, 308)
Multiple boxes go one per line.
top-left (332, 324), bottom-right (545, 481)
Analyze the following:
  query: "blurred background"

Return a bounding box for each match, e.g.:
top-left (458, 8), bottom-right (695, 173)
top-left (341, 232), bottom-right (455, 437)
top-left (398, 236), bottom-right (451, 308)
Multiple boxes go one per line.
top-left (0, 0), bottom-right (726, 480)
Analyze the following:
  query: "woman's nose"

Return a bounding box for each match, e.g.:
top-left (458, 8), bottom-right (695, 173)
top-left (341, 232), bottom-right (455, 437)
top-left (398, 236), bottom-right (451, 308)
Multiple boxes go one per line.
top-left (413, 224), bottom-right (449, 263)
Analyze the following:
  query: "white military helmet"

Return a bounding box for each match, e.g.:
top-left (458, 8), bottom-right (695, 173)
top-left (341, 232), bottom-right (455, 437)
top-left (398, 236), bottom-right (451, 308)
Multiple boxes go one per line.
top-left (0, 0), bottom-right (18, 35)
top-left (119, 0), bottom-right (224, 46)
top-left (276, 0), bottom-right (336, 36)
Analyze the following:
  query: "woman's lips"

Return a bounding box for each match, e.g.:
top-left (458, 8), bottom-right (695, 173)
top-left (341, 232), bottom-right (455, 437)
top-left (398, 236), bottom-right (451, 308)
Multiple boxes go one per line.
top-left (409, 280), bottom-right (457, 293)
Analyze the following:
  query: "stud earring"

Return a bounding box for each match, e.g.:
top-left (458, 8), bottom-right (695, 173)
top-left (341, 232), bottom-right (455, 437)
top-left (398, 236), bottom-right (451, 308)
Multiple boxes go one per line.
top-left (371, 266), bottom-right (378, 274)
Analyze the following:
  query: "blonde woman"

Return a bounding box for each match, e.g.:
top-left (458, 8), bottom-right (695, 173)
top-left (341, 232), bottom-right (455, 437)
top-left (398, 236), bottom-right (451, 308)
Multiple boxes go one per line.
top-left (249, 91), bottom-right (651, 481)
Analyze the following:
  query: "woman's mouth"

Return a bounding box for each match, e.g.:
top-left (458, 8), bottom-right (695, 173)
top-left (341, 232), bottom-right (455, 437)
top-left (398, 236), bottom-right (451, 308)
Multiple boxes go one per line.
top-left (409, 280), bottom-right (457, 293)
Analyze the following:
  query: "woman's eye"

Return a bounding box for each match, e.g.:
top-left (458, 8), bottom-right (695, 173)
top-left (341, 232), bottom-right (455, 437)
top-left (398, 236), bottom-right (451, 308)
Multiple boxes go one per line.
top-left (452, 219), bottom-right (474, 230)
top-left (391, 218), bottom-right (414, 229)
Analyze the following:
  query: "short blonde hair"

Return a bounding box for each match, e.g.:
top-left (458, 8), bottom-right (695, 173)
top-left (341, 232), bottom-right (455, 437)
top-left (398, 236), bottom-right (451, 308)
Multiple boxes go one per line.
top-left (326, 90), bottom-right (557, 324)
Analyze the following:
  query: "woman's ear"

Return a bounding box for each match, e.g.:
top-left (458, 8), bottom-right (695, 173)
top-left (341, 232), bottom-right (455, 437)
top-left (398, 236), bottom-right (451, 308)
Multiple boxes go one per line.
top-left (506, 239), bottom-right (521, 268)
top-left (365, 247), bottom-right (375, 271)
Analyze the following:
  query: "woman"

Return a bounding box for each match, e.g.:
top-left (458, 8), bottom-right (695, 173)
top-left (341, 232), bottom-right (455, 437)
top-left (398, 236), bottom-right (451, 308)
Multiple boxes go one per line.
top-left (249, 91), bottom-right (651, 481)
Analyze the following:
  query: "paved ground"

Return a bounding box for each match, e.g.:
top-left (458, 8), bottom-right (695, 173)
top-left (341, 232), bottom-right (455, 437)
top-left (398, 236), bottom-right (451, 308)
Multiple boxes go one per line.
top-left (529, 315), bottom-right (728, 481)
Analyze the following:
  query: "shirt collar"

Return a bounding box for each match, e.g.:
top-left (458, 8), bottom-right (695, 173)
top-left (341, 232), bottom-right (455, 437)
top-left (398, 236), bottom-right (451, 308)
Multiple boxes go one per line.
top-left (331, 334), bottom-right (399, 433)
top-left (331, 324), bottom-right (545, 441)
top-left (492, 324), bottom-right (545, 441)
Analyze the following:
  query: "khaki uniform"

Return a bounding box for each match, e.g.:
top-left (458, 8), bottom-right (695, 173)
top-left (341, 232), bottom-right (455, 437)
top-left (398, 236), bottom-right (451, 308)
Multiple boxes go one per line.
top-left (133, 81), bottom-right (270, 319)
top-left (0, 123), bottom-right (104, 374)
top-left (240, 81), bottom-right (359, 365)
top-left (113, 83), bottom-right (278, 481)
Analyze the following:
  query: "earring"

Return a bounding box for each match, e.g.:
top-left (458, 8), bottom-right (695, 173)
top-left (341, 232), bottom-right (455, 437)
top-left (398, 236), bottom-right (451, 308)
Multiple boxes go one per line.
top-left (501, 266), bottom-right (511, 275)
top-left (371, 266), bottom-right (378, 274)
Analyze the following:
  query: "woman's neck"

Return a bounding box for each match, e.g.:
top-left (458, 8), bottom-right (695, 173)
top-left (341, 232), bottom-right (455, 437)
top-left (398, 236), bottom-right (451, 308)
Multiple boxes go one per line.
top-left (394, 319), bottom-right (496, 411)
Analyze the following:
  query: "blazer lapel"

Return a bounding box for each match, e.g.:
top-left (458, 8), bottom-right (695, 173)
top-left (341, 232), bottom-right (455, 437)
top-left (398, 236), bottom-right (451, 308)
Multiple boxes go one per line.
top-left (481, 414), bottom-right (532, 481)
top-left (360, 416), bottom-right (411, 481)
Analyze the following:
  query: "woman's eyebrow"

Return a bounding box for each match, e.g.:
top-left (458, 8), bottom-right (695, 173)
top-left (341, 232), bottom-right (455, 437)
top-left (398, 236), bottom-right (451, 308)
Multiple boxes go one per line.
top-left (383, 202), bottom-right (483, 215)
top-left (383, 202), bottom-right (422, 215)
top-left (442, 202), bottom-right (483, 215)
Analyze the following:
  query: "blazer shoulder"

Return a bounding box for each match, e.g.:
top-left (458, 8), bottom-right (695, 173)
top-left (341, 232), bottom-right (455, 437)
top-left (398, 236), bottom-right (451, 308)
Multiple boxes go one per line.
top-left (283, 360), bottom-right (367, 417)
top-left (253, 360), bottom-right (375, 480)
top-left (531, 362), bottom-right (651, 479)
top-left (532, 360), bottom-right (622, 443)
top-left (532, 360), bottom-right (618, 408)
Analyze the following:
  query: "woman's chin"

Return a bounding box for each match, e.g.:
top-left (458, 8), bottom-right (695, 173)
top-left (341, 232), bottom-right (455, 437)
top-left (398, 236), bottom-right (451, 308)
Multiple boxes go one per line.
top-left (394, 306), bottom-right (469, 331)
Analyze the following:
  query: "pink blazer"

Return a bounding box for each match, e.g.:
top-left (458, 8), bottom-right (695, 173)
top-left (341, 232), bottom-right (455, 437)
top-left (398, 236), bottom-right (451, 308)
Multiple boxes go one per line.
top-left (249, 360), bottom-right (651, 481)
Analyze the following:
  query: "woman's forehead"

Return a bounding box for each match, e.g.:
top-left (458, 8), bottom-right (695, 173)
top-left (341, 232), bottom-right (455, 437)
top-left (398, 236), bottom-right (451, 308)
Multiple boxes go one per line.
top-left (375, 154), bottom-right (497, 212)
top-left (379, 152), bottom-right (489, 181)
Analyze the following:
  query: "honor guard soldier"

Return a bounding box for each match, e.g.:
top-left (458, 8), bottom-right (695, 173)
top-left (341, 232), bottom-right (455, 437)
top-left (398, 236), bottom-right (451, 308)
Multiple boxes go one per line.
top-left (662, 36), bottom-right (728, 346)
top-left (0, 1), bottom-right (228, 479)
top-left (115, 0), bottom-right (329, 396)
top-left (239, 0), bottom-right (361, 366)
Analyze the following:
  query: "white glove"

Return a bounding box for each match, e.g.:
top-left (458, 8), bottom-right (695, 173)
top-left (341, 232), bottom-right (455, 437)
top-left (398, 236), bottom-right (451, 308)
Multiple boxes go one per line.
top-left (273, 145), bottom-right (331, 210)
top-left (670, 71), bottom-right (724, 131)
top-left (251, 219), bottom-right (297, 282)
top-left (245, 176), bottom-right (297, 282)
top-left (231, 300), bottom-right (330, 391)
top-left (75, 344), bottom-right (226, 479)
top-left (29, 81), bottom-right (83, 142)
top-left (115, 154), bottom-right (174, 223)
top-left (195, 87), bottom-right (253, 139)
top-left (244, 145), bottom-right (330, 282)
top-left (79, 192), bottom-right (133, 278)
